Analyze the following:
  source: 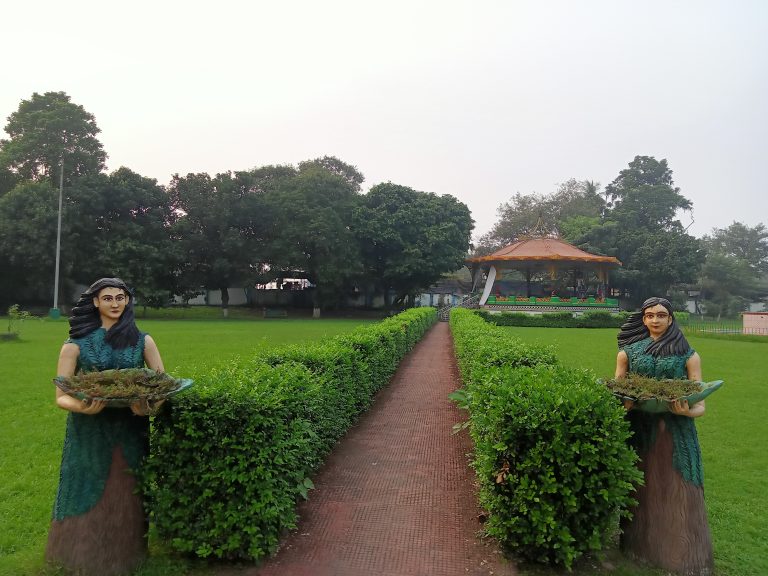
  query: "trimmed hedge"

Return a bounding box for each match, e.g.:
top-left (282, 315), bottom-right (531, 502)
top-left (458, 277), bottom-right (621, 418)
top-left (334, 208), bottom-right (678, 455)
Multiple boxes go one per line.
top-left (449, 309), bottom-right (642, 569)
top-left (477, 309), bottom-right (630, 328)
top-left (143, 307), bottom-right (436, 560)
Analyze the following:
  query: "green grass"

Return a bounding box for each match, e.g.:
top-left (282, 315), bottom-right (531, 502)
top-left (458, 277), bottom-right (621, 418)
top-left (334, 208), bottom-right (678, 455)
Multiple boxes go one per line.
top-left (500, 326), bottom-right (768, 576)
top-left (3, 318), bottom-right (765, 575)
top-left (0, 316), bottom-right (372, 576)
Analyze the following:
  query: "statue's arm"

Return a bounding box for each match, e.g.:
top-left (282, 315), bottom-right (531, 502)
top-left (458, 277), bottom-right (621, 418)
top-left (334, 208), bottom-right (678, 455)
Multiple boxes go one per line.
top-left (615, 350), bottom-right (633, 410)
top-left (132, 335), bottom-right (166, 416)
top-left (55, 343), bottom-right (105, 414)
top-left (143, 335), bottom-right (165, 372)
top-left (615, 350), bottom-right (629, 378)
top-left (670, 352), bottom-right (705, 418)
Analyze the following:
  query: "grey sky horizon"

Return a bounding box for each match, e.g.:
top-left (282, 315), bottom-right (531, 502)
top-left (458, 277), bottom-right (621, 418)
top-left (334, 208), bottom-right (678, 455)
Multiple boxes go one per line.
top-left (3, 0), bottom-right (766, 242)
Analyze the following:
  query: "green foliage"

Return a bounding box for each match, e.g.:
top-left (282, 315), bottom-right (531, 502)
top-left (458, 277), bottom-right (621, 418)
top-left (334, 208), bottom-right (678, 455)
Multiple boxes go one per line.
top-left (262, 161), bottom-right (362, 308)
top-left (477, 179), bottom-right (603, 254)
top-left (449, 309), bottom-right (642, 569)
top-left (356, 182), bottom-right (474, 305)
top-left (477, 310), bottom-right (629, 329)
top-left (4, 304), bottom-right (32, 337)
top-left (579, 157), bottom-right (703, 304)
top-left (143, 308), bottom-right (436, 561)
top-left (168, 170), bottom-right (275, 308)
top-left (0, 181), bottom-right (58, 304)
top-left (699, 222), bottom-right (768, 317)
top-left (0, 91), bottom-right (106, 183)
top-left (67, 168), bottom-right (177, 301)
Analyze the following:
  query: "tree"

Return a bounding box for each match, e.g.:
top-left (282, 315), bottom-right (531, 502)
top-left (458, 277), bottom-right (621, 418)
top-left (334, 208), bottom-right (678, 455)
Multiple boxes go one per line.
top-left (65, 168), bottom-right (177, 308)
top-left (697, 222), bottom-right (768, 317)
top-left (298, 156), bottom-right (364, 192)
top-left (573, 157), bottom-right (702, 305)
top-left (0, 91), bottom-right (106, 184)
top-left (0, 168), bottom-right (178, 308)
top-left (0, 167), bottom-right (20, 197)
top-left (698, 253), bottom-right (761, 318)
top-left (703, 222), bottom-right (768, 274)
top-left (604, 156), bottom-right (678, 206)
top-left (264, 162), bottom-right (363, 309)
top-left (0, 181), bottom-right (59, 305)
top-left (356, 183), bottom-right (474, 306)
top-left (477, 179), bottom-right (604, 254)
top-left (168, 171), bottom-right (270, 312)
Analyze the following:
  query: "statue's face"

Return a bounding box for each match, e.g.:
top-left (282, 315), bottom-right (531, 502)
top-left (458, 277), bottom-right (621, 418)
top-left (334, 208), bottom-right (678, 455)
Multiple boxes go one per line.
top-left (93, 287), bottom-right (128, 324)
top-left (642, 303), bottom-right (672, 340)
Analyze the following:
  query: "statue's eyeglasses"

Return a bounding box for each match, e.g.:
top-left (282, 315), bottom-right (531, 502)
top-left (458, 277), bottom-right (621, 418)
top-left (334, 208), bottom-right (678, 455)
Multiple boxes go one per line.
top-left (99, 295), bottom-right (126, 303)
top-left (643, 312), bottom-right (669, 320)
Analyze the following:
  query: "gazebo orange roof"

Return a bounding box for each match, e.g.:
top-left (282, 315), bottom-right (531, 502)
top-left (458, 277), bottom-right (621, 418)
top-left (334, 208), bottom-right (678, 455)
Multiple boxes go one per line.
top-left (467, 237), bottom-right (621, 265)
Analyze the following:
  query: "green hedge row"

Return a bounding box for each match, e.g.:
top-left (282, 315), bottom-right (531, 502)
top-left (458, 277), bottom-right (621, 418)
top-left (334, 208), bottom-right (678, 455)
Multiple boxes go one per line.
top-left (477, 309), bottom-right (630, 328)
top-left (449, 309), bottom-right (642, 569)
top-left (143, 307), bottom-right (436, 561)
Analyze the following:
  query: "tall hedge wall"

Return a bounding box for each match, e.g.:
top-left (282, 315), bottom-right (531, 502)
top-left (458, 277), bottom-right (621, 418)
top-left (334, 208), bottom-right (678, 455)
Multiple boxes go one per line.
top-left (449, 309), bottom-right (642, 569)
top-left (143, 307), bottom-right (436, 560)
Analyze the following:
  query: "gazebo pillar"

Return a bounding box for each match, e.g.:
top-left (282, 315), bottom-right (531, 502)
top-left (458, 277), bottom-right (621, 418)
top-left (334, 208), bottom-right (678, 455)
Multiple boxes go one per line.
top-left (525, 268), bottom-right (532, 297)
top-left (479, 265), bottom-right (497, 305)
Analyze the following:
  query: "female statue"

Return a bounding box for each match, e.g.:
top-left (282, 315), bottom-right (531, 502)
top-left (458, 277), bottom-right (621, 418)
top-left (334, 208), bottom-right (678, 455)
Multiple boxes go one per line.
top-left (46, 278), bottom-right (164, 575)
top-left (615, 296), bottom-right (713, 575)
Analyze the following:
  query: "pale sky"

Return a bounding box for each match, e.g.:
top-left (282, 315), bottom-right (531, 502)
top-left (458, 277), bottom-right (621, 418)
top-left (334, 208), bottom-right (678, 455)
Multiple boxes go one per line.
top-left (2, 0), bottom-right (766, 241)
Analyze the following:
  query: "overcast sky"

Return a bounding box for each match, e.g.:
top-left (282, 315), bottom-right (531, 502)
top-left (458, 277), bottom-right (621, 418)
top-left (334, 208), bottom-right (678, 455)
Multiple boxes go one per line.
top-left (2, 0), bottom-right (766, 241)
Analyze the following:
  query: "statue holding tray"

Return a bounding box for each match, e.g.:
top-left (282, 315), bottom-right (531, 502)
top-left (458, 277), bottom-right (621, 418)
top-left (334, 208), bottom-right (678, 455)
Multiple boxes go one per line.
top-left (613, 297), bottom-right (717, 575)
top-left (46, 278), bottom-right (185, 575)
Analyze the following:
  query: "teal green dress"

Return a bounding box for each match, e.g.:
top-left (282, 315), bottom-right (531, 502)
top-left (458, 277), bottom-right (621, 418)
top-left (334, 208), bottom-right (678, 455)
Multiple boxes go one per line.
top-left (623, 336), bottom-right (703, 486)
top-left (52, 328), bottom-right (149, 519)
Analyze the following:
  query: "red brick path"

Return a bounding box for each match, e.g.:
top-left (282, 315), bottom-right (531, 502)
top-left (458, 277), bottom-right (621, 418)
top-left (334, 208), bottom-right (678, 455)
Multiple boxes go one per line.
top-left (237, 322), bottom-right (516, 576)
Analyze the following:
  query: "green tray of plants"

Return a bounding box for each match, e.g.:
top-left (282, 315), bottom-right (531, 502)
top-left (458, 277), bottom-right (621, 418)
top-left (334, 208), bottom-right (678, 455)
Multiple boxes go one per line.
top-left (54, 368), bottom-right (192, 407)
top-left (602, 375), bottom-right (723, 413)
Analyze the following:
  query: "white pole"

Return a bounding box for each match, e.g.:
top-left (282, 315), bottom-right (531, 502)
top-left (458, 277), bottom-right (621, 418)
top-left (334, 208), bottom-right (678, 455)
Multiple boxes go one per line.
top-left (52, 157), bottom-right (64, 314)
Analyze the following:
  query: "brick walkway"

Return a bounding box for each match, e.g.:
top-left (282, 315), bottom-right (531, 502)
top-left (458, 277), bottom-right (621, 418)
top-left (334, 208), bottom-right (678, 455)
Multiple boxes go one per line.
top-left (234, 322), bottom-right (516, 576)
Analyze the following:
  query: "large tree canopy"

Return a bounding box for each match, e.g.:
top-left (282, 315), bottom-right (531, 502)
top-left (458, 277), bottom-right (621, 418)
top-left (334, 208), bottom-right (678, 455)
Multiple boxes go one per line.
top-left (0, 91), bottom-right (106, 184)
top-left (357, 182), bottom-right (474, 306)
top-left (65, 168), bottom-right (176, 307)
top-left (168, 170), bottom-right (272, 309)
top-left (576, 157), bottom-right (702, 304)
top-left (264, 161), bottom-right (363, 308)
top-left (0, 181), bottom-right (59, 303)
top-left (477, 179), bottom-right (604, 254)
top-left (479, 158), bottom-right (702, 307)
top-left (698, 222), bottom-right (768, 317)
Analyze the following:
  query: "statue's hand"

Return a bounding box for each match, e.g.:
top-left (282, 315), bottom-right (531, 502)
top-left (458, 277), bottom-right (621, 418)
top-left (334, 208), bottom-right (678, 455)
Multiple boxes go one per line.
top-left (79, 398), bottom-right (107, 415)
top-left (670, 399), bottom-right (705, 418)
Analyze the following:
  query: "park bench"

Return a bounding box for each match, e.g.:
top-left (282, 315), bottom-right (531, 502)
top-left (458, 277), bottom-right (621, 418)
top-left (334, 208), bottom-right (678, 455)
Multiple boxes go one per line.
top-left (262, 308), bottom-right (288, 318)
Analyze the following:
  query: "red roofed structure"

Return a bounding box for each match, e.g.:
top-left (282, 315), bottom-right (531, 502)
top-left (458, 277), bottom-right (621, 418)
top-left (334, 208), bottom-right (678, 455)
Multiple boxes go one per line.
top-left (466, 235), bottom-right (622, 311)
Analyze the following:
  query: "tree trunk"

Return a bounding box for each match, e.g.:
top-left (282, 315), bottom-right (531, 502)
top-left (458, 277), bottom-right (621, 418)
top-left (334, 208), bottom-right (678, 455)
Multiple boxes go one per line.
top-left (221, 286), bottom-right (229, 318)
top-left (621, 418), bottom-right (713, 575)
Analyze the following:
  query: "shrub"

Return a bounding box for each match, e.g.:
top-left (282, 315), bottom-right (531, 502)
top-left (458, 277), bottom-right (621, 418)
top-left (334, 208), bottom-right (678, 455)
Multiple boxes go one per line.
top-left (144, 307), bottom-right (436, 560)
top-left (3, 304), bottom-right (33, 340)
top-left (449, 308), bottom-right (642, 569)
top-left (477, 309), bottom-right (629, 328)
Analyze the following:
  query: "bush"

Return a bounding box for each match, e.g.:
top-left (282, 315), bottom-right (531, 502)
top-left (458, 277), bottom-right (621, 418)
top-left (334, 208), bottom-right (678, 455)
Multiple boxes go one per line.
top-left (477, 309), bottom-right (629, 328)
top-left (144, 307), bottom-right (437, 560)
top-left (449, 308), bottom-right (642, 569)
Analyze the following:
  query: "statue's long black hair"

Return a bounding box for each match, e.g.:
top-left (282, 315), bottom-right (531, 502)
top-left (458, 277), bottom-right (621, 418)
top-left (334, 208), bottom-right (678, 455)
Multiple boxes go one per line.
top-left (68, 278), bottom-right (140, 349)
top-left (617, 296), bottom-right (691, 357)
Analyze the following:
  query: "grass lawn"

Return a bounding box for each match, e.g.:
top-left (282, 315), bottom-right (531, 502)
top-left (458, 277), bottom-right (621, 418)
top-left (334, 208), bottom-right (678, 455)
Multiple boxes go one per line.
top-left (2, 317), bottom-right (764, 575)
top-left (501, 326), bottom-right (768, 576)
top-left (0, 316), bottom-right (373, 576)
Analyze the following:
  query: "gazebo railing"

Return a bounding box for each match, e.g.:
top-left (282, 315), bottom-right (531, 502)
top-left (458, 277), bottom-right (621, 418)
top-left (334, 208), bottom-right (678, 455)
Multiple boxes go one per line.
top-left (438, 293), bottom-right (480, 322)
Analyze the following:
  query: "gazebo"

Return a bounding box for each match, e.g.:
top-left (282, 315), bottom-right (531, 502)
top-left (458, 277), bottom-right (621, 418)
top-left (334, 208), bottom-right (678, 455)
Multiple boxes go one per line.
top-left (466, 235), bottom-right (622, 312)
